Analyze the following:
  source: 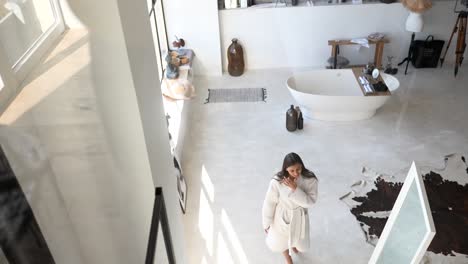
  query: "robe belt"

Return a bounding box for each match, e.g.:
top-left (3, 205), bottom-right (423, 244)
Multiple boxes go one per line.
top-left (287, 207), bottom-right (306, 256)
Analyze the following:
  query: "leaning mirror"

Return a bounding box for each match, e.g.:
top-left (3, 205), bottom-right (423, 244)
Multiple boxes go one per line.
top-left (369, 162), bottom-right (436, 264)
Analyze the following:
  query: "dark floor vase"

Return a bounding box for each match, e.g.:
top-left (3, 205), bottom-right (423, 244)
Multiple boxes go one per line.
top-left (228, 38), bottom-right (245, 76)
top-left (286, 105), bottom-right (298, 132)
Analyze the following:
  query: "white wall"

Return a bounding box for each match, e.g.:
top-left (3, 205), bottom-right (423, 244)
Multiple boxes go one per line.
top-left (164, 0), bottom-right (223, 76)
top-left (219, 1), bottom-right (457, 71)
top-left (59, 0), bottom-right (85, 28)
top-left (68, 0), bottom-right (186, 263)
top-left (118, 0), bottom-right (457, 76)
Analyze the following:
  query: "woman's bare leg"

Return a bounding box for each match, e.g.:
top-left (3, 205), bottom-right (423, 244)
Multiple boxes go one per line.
top-left (292, 247), bottom-right (299, 253)
top-left (282, 250), bottom-right (293, 264)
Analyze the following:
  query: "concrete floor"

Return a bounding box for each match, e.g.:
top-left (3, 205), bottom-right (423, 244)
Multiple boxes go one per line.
top-left (182, 65), bottom-right (468, 263)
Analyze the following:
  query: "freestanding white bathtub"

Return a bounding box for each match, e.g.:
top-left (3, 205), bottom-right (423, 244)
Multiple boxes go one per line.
top-left (287, 69), bottom-right (399, 121)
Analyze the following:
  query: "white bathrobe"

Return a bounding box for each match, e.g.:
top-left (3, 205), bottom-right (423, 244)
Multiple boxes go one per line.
top-left (262, 175), bottom-right (318, 253)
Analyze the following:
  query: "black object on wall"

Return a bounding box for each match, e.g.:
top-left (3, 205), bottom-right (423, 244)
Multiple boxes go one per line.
top-left (0, 145), bottom-right (55, 264)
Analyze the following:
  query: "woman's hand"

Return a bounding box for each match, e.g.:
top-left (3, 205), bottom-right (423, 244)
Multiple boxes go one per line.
top-left (282, 177), bottom-right (297, 191)
top-left (264, 226), bottom-right (270, 234)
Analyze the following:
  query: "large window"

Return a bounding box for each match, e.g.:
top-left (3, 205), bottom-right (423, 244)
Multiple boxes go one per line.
top-left (148, 0), bottom-right (169, 81)
top-left (0, 0), bottom-right (64, 114)
top-left (0, 0), bottom-right (55, 68)
top-left (0, 0), bottom-right (63, 74)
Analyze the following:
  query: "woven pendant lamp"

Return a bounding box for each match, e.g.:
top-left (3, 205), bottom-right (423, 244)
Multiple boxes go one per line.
top-left (401, 0), bottom-right (432, 13)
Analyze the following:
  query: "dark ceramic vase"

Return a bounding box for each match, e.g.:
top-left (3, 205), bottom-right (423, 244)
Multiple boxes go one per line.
top-left (286, 105), bottom-right (298, 132)
top-left (228, 38), bottom-right (245, 76)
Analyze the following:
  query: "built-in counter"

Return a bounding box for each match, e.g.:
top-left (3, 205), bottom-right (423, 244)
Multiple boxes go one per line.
top-left (218, 0), bottom-right (456, 71)
top-left (221, 0), bottom-right (391, 10)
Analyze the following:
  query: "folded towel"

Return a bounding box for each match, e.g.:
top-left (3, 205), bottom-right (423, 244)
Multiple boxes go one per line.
top-left (350, 38), bottom-right (370, 48)
top-left (358, 76), bottom-right (373, 93)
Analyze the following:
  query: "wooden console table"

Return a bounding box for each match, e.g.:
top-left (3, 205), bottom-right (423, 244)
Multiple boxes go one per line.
top-left (328, 38), bottom-right (389, 69)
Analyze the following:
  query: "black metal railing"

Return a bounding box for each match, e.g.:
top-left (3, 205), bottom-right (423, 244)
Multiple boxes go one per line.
top-left (145, 187), bottom-right (175, 264)
top-left (148, 0), bottom-right (169, 81)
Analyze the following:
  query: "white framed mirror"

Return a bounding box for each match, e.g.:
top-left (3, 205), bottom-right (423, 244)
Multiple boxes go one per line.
top-left (369, 162), bottom-right (436, 264)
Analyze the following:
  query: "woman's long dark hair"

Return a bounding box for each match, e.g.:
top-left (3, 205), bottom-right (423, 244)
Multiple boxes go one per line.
top-left (274, 152), bottom-right (317, 181)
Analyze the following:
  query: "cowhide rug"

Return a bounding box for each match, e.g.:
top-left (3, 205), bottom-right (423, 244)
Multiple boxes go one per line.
top-left (340, 154), bottom-right (468, 263)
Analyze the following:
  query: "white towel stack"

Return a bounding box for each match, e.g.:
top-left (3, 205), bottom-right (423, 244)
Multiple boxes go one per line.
top-left (359, 76), bottom-right (374, 94)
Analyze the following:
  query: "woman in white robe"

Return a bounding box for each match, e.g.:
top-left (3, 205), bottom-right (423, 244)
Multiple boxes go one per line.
top-left (262, 152), bottom-right (318, 264)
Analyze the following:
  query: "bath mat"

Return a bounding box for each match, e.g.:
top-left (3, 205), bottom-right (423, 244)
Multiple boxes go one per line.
top-left (204, 88), bottom-right (267, 103)
top-left (340, 154), bottom-right (468, 263)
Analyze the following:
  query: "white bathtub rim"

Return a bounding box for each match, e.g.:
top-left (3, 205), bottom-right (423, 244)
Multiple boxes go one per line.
top-left (287, 71), bottom-right (400, 96)
top-left (301, 108), bottom-right (377, 121)
top-left (287, 78), bottom-right (366, 98)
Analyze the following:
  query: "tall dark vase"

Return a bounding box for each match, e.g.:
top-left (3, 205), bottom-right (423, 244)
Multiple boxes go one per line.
top-left (228, 38), bottom-right (245, 76)
top-left (286, 105), bottom-right (298, 132)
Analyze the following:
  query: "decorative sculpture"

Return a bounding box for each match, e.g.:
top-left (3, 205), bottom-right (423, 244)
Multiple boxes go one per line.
top-left (165, 53), bottom-right (179, 79)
